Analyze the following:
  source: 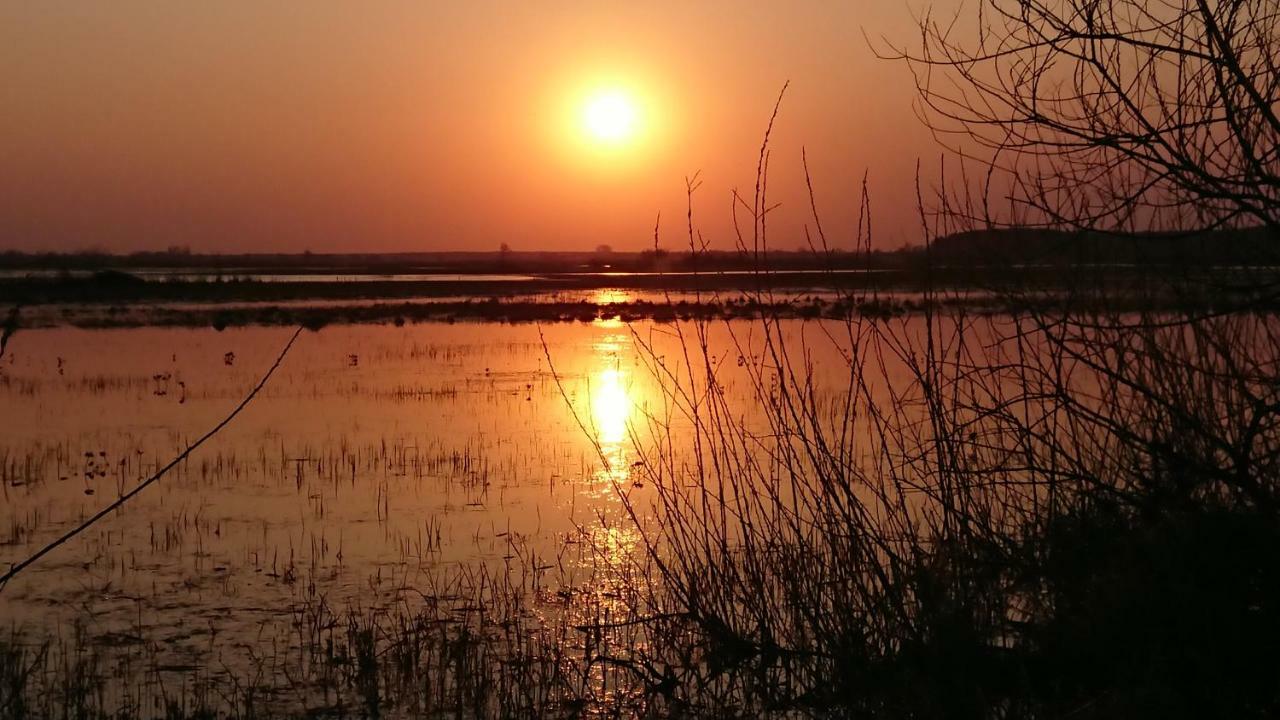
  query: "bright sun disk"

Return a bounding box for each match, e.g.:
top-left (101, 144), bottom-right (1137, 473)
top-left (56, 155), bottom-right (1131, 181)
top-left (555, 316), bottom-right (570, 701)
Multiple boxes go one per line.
top-left (583, 91), bottom-right (637, 144)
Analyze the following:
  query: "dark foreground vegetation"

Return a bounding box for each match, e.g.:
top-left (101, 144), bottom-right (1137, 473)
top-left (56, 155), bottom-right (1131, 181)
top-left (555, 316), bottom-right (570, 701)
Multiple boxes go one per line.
top-left (5, 0), bottom-right (1280, 716)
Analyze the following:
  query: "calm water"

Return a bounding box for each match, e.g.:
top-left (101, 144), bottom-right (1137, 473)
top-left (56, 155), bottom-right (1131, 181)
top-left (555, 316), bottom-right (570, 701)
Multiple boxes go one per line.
top-left (9, 308), bottom-right (1213, 719)
top-left (0, 319), bottom-right (876, 688)
top-left (0, 324), bottom-right (614, 645)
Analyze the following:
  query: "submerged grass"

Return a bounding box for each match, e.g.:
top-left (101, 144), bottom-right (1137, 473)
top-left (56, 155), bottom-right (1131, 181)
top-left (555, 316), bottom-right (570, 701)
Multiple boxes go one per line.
top-left (0, 525), bottom-right (671, 719)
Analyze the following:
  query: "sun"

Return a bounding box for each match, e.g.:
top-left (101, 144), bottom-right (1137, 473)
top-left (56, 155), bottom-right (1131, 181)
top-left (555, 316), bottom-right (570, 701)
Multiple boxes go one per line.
top-left (582, 90), bottom-right (638, 144)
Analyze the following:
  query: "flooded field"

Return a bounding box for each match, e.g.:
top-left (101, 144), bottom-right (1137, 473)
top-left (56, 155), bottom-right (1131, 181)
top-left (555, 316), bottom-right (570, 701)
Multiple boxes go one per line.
top-left (0, 327), bottom-right (623, 615)
top-left (4, 309), bottom-right (1274, 717)
top-left (0, 318), bottom-right (868, 714)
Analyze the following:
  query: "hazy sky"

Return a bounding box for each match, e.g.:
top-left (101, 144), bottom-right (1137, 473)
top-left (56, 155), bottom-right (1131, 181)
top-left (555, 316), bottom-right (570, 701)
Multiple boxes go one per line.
top-left (1, 2), bottom-right (944, 253)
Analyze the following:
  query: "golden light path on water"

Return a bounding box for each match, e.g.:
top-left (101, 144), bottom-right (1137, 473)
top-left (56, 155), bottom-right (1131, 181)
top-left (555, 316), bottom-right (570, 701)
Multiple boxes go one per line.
top-left (591, 288), bottom-right (632, 305)
top-left (589, 317), bottom-right (635, 489)
top-left (548, 315), bottom-right (649, 643)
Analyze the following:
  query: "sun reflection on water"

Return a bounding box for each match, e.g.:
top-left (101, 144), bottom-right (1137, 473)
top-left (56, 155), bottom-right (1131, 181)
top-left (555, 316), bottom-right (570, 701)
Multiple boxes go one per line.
top-left (588, 331), bottom-right (636, 488)
top-left (592, 366), bottom-right (631, 446)
top-left (591, 289), bottom-right (632, 305)
top-left (580, 330), bottom-right (648, 626)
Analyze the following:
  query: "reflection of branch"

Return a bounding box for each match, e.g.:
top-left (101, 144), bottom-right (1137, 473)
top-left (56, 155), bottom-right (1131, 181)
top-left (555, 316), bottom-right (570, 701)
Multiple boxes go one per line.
top-left (0, 325), bottom-right (305, 592)
top-left (0, 305), bottom-right (18, 362)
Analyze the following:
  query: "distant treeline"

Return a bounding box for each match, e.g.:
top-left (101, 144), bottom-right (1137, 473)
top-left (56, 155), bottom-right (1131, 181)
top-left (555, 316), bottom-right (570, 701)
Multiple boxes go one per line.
top-left (0, 248), bottom-right (917, 274)
top-left (2, 226), bottom-right (1275, 274)
top-left (931, 226), bottom-right (1280, 266)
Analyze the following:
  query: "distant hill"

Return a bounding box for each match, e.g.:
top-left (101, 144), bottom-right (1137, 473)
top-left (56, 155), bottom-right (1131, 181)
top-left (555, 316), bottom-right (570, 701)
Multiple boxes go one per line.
top-left (930, 227), bottom-right (1278, 267)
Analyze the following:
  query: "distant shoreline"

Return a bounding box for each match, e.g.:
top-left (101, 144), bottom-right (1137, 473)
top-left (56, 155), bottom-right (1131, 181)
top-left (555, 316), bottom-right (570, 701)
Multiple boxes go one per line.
top-left (2, 227), bottom-right (1274, 275)
top-left (7, 287), bottom-right (1277, 330)
top-left (2, 239), bottom-right (1277, 329)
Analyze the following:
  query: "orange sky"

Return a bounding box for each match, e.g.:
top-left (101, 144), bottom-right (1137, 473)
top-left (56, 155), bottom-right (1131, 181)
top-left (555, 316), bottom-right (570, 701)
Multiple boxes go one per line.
top-left (0, 2), bottom-right (943, 253)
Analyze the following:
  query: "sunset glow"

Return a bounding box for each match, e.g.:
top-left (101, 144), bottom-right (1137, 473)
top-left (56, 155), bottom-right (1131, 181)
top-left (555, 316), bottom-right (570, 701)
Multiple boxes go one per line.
top-left (0, 3), bottom-right (927, 253)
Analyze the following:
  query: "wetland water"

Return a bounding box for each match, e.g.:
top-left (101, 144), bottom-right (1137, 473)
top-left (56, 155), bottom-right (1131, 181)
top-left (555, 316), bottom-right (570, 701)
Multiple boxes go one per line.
top-left (2, 309), bottom-right (1254, 716)
top-left (0, 323), bottom-right (649, 638)
top-left (0, 317), bottom-right (869, 711)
